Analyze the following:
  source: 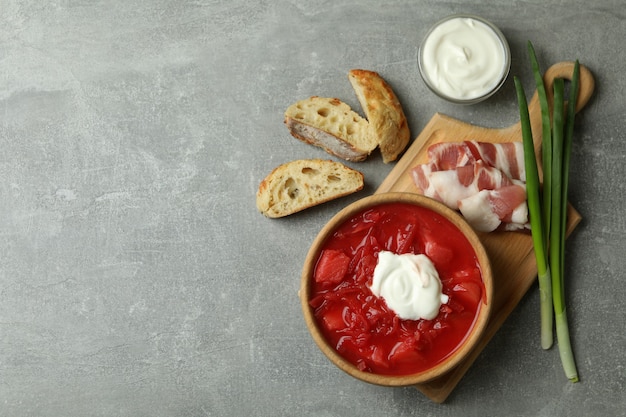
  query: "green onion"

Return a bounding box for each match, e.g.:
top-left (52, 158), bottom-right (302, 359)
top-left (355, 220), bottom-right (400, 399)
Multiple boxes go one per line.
top-left (549, 78), bottom-right (570, 375)
top-left (562, 61), bottom-right (580, 275)
top-left (514, 76), bottom-right (553, 351)
top-left (528, 41), bottom-right (553, 245)
top-left (550, 77), bottom-right (579, 382)
top-left (517, 46), bottom-right (580, 382)
top-left (553, 61), bottom-right (580, 382)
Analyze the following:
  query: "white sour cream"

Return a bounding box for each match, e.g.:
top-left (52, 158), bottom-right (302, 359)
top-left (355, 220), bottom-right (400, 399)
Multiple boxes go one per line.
top-left (369, 251), bottom-right (448, 321)
top-left (419, 16), bottom-right (509, 101)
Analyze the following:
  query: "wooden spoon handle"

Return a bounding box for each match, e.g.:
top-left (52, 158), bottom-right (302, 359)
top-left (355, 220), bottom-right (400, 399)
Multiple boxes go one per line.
top-left (527, 61), bottom-right (595, 149)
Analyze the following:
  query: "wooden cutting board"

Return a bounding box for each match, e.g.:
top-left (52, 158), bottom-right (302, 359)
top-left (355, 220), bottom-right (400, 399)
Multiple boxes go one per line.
top-left (375, 61), bottom-right (595, 403)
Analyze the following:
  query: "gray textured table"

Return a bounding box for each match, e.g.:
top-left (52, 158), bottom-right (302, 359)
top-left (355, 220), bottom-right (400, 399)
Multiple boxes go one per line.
top-left (2, 1), bottom-right (625, 416)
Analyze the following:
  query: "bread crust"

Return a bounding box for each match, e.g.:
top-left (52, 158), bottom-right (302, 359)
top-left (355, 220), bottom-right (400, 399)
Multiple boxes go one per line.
top-left (256, 159), bottom-right (364, 218)
top-left (348, 69), bottom-right (410, 163)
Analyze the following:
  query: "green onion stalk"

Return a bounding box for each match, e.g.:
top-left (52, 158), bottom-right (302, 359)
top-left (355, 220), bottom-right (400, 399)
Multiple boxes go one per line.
top-left (528, 42), bottom-right (553, 245)
top-left (553, 61), bottom-right (580, 382)
top-left (514, 77), bottom-right (553, 351)
top-left (549, 78), bottom-right (574, 380)
top-left (516, 43), bottom-right (580, 382)
top-left (527, 41), bottom-right (554, 349)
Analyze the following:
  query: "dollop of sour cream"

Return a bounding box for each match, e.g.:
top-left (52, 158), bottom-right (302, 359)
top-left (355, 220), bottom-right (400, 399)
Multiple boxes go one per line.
top-left (420, 16), bottom-right (508, 100)
top-left (369, 251), bottom-right (449, 321)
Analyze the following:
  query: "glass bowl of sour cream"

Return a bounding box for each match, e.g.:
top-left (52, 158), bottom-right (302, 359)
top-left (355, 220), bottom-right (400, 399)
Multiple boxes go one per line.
top-left (418, 14), bottom-right (511, 104)
top-left (300, 192), bottom-right (493, 386)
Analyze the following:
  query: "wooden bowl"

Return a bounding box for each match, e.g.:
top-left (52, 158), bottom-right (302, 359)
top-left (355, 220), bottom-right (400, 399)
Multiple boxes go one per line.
top-left (300, 192), bottom-right (493, 386)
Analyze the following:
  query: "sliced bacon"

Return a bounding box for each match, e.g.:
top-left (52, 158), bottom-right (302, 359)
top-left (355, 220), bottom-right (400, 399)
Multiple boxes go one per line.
top-left (411, 141), bottom-right (529, 233)
top-left (413, 160), bottom-right (516, 210)
top-left (469, 141), bottom-right (525, 182)
top-left (427, 141), bottom-right (525, 181)
top-left (427, 141), bottom-right (477, 170)
top-left (410, 162), bottom-right (439, 200)
top-left (458, 185), bottom-right (529, 232)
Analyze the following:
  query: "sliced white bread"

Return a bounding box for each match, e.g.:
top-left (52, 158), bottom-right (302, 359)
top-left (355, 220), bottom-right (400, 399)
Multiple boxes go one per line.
top-left (284, 96), bottom-right (377, 162)
top-left (256, 159), bottom-right (364, 218)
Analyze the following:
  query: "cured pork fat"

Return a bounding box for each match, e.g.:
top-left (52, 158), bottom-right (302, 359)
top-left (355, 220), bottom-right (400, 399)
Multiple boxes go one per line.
top-left (410, 141), bottom-right (529, 232)
top-left (412, 160), bottom-right (515, 209)
top-left (427, 140), bottom-right (525, 181)
top-left (459, 186), bottom-right (529, 232)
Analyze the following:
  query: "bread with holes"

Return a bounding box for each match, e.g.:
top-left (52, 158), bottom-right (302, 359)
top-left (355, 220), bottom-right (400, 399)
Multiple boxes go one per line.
top-left (348, 69), bottom-right (410, 163)
top-left (256, 159), bottom-right (364, 218)
top-left (284, 97), bottom-right (377, 162)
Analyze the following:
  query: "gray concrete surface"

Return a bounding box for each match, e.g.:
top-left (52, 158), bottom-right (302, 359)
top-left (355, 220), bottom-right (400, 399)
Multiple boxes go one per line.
top-left (2, 1), bottom-right (625, 416)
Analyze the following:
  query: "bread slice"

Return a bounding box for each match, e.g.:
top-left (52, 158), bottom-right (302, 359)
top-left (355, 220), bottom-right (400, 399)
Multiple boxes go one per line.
top-left (284, 97), bottom-right (377, 162)
top-left (348, 69), bottom-right (410, 163)
top-left (256, 159), bottom-right (364, 218)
